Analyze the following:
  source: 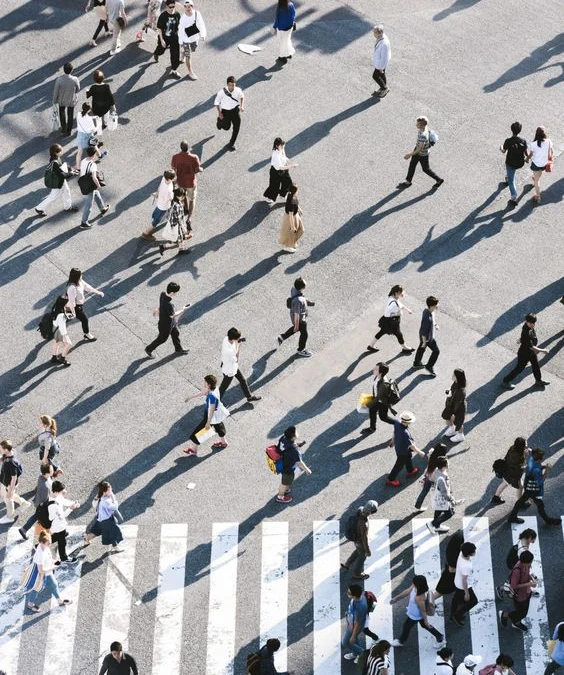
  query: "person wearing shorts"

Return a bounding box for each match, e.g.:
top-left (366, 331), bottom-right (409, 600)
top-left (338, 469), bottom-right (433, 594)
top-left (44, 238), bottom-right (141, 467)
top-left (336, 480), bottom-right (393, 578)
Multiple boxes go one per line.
top-left (275, 426), bottom-right (311, 503)
top-left (171, 140), bottom-right (202, 226)
top-left (178, 0), bottom-right (206, 80)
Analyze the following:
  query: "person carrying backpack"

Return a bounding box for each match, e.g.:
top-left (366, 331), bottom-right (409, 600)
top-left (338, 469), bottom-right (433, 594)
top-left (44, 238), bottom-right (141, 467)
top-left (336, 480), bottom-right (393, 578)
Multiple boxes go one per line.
top-left (34, 143), bottom-right (79, 218)
top-left (47, 480), bottom-right (80, 565)
top-left (507, 447), bottom-right (560, 525)
top-left (250, 638), bottom-right (291, 675)
top-left (360, 363), bottom-right (397, 436)
top-left (341, 500), bottom-right (379, 580)
top-left (495, 528), bottom-right (537, 599)
top-left (498, 550), bottom-right (537, 632)
top-left (50, 295), bottom-right (73, 367)
top-left (0, 440), bottom-right (31, 524)
top-left (500, 122), bottom-right (529, 205)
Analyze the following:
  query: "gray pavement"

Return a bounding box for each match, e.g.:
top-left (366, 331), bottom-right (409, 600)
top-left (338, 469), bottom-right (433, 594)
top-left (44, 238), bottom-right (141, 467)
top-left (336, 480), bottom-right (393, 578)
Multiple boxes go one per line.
top-left (0, 0), bottom-right (563, 674)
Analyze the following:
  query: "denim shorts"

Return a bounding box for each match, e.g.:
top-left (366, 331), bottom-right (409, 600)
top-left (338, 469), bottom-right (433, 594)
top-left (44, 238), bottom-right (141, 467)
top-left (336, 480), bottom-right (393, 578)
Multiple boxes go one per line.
top-left (531, 162), bottom-right (545, 172)
top-left (76, 131), bottom-right (92, 150)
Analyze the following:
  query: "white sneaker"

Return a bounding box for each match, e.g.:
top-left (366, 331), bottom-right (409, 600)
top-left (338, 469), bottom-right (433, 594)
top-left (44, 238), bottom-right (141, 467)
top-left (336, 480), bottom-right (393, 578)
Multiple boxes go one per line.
top-left (343, 653), bottom-right (356, 660)
top-left (265, 198), bottom-right (274, 204)
top-left (443, 425), bottom-right (456, 437)
top-left (426, 522), bottom-right (436, 535)
top-left (392, 639), bottom-right (404, 647)
top-left (435, 526), bottom-right (450, 534)
top-left (281, 246), bottom-right (296, 253)
top-left (0, 515), bottom-right (15, 524)
top-left (297, 349), bottom-right (313, 357)
top-left (109, 46), bottom-right (122, 55)
top-left (414, 506), bottom-right (427, 512)
top-left (450, 432), bottom-right (465, 443)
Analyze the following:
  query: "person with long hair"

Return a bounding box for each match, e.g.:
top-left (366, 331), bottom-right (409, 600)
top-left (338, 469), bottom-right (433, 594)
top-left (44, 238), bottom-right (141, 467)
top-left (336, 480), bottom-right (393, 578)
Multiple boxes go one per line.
top-left (25, 531), bottom-right (72, 612)
top-left (507, 448), bottom-right (560, 526)
top-left (390, 574), bottom-right (444, 647)
top-left (65, 268), bottom-right (104, 341)
top-left (38, 414), bottom-right (62, 474)
top-left (413, 442), bottom-right (447, 512)
top-left (75, 101), bottom-right (103, 170)
top-left (263, 137), bottom-right (296, 203)
top-left (491, 437), bottom-right (528, 505)
top-left (528, 126), bottom-right (553, 203)
top-left (84, 481), bottom-right (124, 551)
top-left (183, 375), bottom-right (230, 456)
top-left (427, 456), bottom-right (463, 534)
top-left (367, 285), bottom-right (414, 354)
top-left (51, 295), bottom-right (72, 366)
top-left (35, 144), bottom-right (79, 218)
top-left (273, 0), bottom-right (296, 64)
top-left (366, 640), bottom-right (392, 675)
top-left (158, 187), bottom-right (192, 256)
top-left (279, 184), bottom-right (304, 253)
top-left (442, 368), bottom-right (467, 443)
top-left (86, 70), bottom-right (115, 129)
top-left (85, 0), bottom-right (112, 47)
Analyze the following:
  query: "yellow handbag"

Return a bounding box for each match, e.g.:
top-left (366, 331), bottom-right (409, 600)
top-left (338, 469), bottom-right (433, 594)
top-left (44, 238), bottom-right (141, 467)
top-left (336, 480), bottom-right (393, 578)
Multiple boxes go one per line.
top-left (357, 393), bottom-right (375, 413)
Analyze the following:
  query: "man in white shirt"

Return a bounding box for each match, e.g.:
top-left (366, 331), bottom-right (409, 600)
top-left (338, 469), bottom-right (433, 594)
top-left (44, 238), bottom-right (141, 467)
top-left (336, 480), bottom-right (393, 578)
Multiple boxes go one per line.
top-left (450, 541), bottom-right (478, 626)
top-left (214, 76), bottom-right (245, 151)
top-left (218, 328), bottom-right (261, 403)
top-left (46, 480), bottom-right (80, 564)
top-left (142, 169), bottom-right (176, 240)
top-left (178, 0), bottom-right (206, 80)
top-left (371, 25), bottom-right (391, 98)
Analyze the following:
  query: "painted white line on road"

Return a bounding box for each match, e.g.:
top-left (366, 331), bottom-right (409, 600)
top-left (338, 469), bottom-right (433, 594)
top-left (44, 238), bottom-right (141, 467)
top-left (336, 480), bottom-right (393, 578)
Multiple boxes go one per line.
top-left (412, 519), bottom-right (444, 669)
top-left (206, 523), bottom-right (239, 675)
top-left (43, 527), bottom-right (85, 675)
top-left (260, 521), bottom-right (289, 673)
top-left (510, 516), bottom-right (549, 675)
top-left (152, 523), bottom-right (188, 675)
top-left (0, 527), bottom-right (33, 675)
top-left (463, 516), bottom-right (499, 664)
top-left (98, 524), bottom-right (138, 671)
top-left (313, 520), bottom-right (341, 675)
top-left (365, 519), bottom-right (393, 672)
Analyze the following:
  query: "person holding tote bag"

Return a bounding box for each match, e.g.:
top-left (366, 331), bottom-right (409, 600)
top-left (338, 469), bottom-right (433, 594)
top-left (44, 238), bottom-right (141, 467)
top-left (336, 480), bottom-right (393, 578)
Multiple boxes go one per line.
top-left (183, 375), bottom-right (230, 456)
top-left (25, 531), bottom-right (73, 612)
top-left (279, 184), bottom-right (304, 253)
top-left (158, 187), bottom-right (192, 256)
top-left (273, 0), bottom-right (296, 64)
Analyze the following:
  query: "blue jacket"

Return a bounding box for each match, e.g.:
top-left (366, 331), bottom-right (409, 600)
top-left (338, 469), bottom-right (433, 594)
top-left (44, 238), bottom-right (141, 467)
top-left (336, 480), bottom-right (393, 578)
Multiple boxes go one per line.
top-left (274, 3), bottom-right (296, 30)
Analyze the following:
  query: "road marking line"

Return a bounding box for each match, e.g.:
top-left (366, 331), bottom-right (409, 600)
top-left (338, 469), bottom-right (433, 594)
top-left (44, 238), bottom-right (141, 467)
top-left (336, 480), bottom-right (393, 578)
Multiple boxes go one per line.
top-left (313, 520), bottom-right (341, 675)
top-left (463, 516), bottom-right (499, 664)
top-left (206, 523), bottom-right (239, 675)
top-left (152, 524), bottom-right (188, 675)
top-left (260, 521), bottom-right (289, 672)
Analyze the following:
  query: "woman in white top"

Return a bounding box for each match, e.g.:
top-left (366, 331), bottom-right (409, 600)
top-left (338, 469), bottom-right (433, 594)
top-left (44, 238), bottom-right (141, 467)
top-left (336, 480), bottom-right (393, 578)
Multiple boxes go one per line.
top-left (65, 267), bottom-right (104, 341)
top-left (390, 574), bottom-right (444, 646)
top-left (51, 295), bottom-right (72, 367)
top-left (528, 126), bottom-right (553, 203)
top-left (26, 530), bottom-right (72, 612)
top-left (38, 414), bottom-right (62, 474)
top-left (75, 102), bottom-right (102, 170)
top-left (264, 137), bottom-right (297, 203)
top-left (367, 284), bottom-right (414, 354)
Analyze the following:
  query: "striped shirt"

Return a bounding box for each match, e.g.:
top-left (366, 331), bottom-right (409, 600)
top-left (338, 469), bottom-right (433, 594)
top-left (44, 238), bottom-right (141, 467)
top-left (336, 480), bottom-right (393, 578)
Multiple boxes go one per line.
top-left (366, 653), bottom-right (390, 675)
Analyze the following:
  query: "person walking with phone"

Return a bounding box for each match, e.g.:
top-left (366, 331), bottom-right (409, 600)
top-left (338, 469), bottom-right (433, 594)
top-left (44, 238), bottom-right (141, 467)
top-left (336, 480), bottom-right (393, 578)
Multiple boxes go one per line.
top-left (178, 0), bottom-right (206, 80)
top-left (214, 76), bottom-right (245, 151)
top-left (502, 313), bottom-right (550, 389)
top-left (145, 282), bottom-right (190, 358)
top-left (275, 425), bottom-right (311, 503)
top-left (413, 295), bottom-right (440, 376)
top-left (218, 327), bottom-right (261, 403)
top-left (79, 146), bottom-right (110, 229)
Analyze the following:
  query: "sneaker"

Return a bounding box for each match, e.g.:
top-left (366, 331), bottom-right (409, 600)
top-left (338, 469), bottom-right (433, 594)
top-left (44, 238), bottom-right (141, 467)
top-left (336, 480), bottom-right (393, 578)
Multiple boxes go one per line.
top-left (386, 479), bottom-right (401, 487)
top-left (186, 72), bottom-right (198, 80)
top-left (175, 348), bottom-right (189, 355)
top-left (502, 380), bottom-right (515, 390)
top-left (425, 366), bottom-right (437, 377)
top-left (111, 546), bottom-right (124, 553)
top-left (247, 395), bottom-right (262, 402)
top-left (534, 379), bottom-right (550, 387)
top-left (141, 232), bottom-right (156, 241)
top-left (401, 347), bottom-right (415, 354)
top-left (0, 515), bottom-right (15, 525)
top-left (398, 181), bottom-right (412, 188)
top-left (91, 40), bottom-right (98, 47)
top-left (435, 526), bottom-right (450, 534)
top-left (495, 585), bottom-right (505, 600)
top-left (276, 494), bottom-right (292, 503)
top-left (406, 467), bottom-right (419, 476)
top-left (426, 522), bottom-right (436, 535)
top-left (277, 335), bottom-right (284, 348)
top-left (365, 345), bottom-right (379, 353)
top-left (170, 70), bottom-right (181, 79)
top-left (297, 349), bottom-right (313, 357)
top-left (144, 347), bottom-right (155, 359)
top-left (490, 495), bottom-right (505, 505)
top-left (511, 621), bottom-right (528, 632)
top-left (378, 87), bottom-right (390, 98)
top-left (432, 179), bottom-right (444, 189)
top-left (18, 527), bottom-right (28, 540)
top-left (450, 432), bottom-right (465, 443)
top-left (360, 428), bottom-right (376, 435)
top-left (391, 639), bottom-right (404, 647)
top-left (228, 144), bottom-right (237, 152)
top-left (79, 221), bottom-right (93, 229)
top-left (211, 441), bottom-right (229, 449)
top-left (109, 46), bottom-right (122, 55)
top-left (100, 204), bottom-right (110, 215)
top-left (412, 363), bottom-right (424, 370)
top-left (499, 609), bottom-right (509, 628)
top-left (414, 506), bottom-right (427, 513)
top-left (443, 425), bottom-right (456, 437)
top-left (281, 246), bottom-right (297, 253)
top-left (265, 198), bottom-right (274, 204)
top-left (63, 556), bottom-right (79, 564)
top-left (34, 208), bottom-right (46, 217)
top-left (183, 447), bottom-right (197, 456)
top-left (59, 357), bottom-right (71, 367)
top-left (50, 355), bottom-right (60, 364)
top-left (343, 653), bottom-right (356, 660)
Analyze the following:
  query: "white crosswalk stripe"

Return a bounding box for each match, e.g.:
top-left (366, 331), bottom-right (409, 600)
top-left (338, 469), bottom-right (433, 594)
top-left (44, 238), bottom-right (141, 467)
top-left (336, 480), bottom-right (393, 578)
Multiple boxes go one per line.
top-left (0, 517), bottom-right (562, 675)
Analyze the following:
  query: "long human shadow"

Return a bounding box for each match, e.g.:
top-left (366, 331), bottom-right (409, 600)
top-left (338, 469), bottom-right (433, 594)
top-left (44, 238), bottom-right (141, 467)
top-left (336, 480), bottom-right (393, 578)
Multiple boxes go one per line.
top-left (291, 6), bottom-right (374, 55)
top-left (433, 0), bottom-right (483, 21)
top-left (476, 277), bottom-right (564, 347)
top-left (484, 32), bottom-right (564, 92)
top-left (97, 176), bottom-right (157, 226)
top-left (389, 184), bottom-right (506, 274)
top-left (0, 0), bottom-right (77, 47)
top-left (0, 342), bottom-right (52, 413)
top-left (248, 97), bottom-right (380, 173)
top-left (285, 188), bottom-right (430, 275)
top-left (155, 65), bottom-right (279, 135)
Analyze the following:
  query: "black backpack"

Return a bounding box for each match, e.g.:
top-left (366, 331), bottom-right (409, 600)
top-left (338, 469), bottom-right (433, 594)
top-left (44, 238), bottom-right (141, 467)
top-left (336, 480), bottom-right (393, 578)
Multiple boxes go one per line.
top-left (246, 652), bottom-right (261, 675)
top-left (506, 543), bottom-right (519, 570)
top-left (382, 379), bottom-right (401, 406)
top-left (36, 499), bottom-right (55, 529)
top-left (345, 508), bottom-right (362, 541)
top-left (492, 458), bottom-right (506, 479)
top-left (37, 297), bottom-right (62, 340)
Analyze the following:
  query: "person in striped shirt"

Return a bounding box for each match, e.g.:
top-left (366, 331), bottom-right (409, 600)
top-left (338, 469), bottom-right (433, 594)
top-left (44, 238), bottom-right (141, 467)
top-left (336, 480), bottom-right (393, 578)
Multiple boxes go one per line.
top-left (365, 640), bottom-right (391, 675)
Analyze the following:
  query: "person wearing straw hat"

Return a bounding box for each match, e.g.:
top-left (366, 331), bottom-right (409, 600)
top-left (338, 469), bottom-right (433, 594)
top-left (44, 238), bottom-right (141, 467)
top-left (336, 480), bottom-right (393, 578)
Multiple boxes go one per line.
top-left (386, 411), bottom-right (426, 487)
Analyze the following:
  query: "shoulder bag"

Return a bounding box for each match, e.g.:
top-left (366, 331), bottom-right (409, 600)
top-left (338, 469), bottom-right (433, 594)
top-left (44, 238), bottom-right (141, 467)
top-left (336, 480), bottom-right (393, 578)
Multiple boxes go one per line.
top-left (184, 12), bottom-right (200, 37)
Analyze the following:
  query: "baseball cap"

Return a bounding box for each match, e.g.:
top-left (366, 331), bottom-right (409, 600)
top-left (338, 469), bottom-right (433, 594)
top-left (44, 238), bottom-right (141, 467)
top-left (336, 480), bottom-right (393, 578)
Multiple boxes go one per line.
top-left (184, 0), bottom-right (194, 4)
top-left (362, 500), bottom-right (379, 514)
top-left (464, 655), bottom-right (483, 668)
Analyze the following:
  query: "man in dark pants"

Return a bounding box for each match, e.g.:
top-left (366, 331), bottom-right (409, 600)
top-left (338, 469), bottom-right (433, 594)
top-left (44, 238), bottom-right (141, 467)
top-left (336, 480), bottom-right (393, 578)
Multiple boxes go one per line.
top-left (498, 550), bottom-right (536, 632)
top-left (450, 541), bottom-right (478, 627)
top-left (153, 0), bottom-right (182, 79)
top-left (219, 327), bottom-right (261, 403)
top-left (413, 295), bottom-right (440, 377)
top-left (399, 116), bottom-right (443, 189)
top-left (145, 282), bottom-right (189, 358)
top-left (277, 277), bottom-right (314, 357)
top-left (386, 411), bottom-right (426, 487)
top-left (214, 76), bottom-right (245, 150)
top-left (502, 313), bottom-right (550, 389)
top-left (341, 500), bottom-right (378, 580)
top-left (360, 362), bottom-right (396, 435)
top-left (53, 63), bottom-right (80, 136)
top-left (507, 448), bottom-right (559, 525)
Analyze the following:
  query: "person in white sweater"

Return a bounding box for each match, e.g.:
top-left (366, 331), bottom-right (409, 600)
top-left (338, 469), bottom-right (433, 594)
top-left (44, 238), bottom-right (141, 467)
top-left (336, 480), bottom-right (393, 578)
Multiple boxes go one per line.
top-left (75, 102), bottom-right (103, 169)
top-left (47, 480), bottom-right (80, 564)
top-left (178, 0), bottom-right (206, 80)
top-left (371, 25), bottom-right (391, 98)
top-left (65, 267), bottom-right (104, 341)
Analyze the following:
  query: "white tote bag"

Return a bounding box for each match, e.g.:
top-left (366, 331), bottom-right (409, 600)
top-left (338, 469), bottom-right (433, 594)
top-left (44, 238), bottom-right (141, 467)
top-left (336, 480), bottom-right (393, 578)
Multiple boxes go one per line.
top-left (107, 111), bottom-right (118, 131)
top-left (160, 220), bottom-right (178, 242)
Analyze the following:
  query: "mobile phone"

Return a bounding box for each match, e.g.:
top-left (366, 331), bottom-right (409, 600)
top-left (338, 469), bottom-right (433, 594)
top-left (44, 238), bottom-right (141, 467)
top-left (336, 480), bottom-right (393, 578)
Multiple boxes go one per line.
top-left (239, 337), bottom-right (246, 343)
top-left (184, 303), bottom-right (191, 308)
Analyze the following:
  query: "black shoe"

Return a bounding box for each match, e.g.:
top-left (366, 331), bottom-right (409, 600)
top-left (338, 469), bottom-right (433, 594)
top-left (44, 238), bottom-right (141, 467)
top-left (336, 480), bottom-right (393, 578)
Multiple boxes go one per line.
top-left (398, 181), bottom-right (412, 188)
top-left (59, 357), bottom-right (71, 367)
top-left (508, 517), bottom-right (525, 524)
top-left (18, 527), bottom-right (28, 540)
top-left (546, 518), bottom-right (561, 525)
top-left (534, 379), bottom-right (550, 387)
top-left (432, 179), bottom-right (444, 189)
top-left (365, 345), bottom-right (379, 353)
top-left (502, 380), bottom-right (515, 390)
top-left (177, 248), bottom-right (191, 255)
top-left (425, 366), bottom-right (437, 377)
top-left (79, 221), bottom-right (93, 229)
top-left (175, 348), bottom-right (189, 355)
top-left (360, 428), bottom-right (376, 435)
top-left (247, 395), bottom-right (262, 402)
top-left (66, 206), bottom-right (79, 213)
top-left (145, 347), bottom-right (155, 359)
top-left (490, 495), bottom-right (505, 505)
top-left (35, 208), bottom-right (46, 217)
top-left (63, 556), bottom-right (79, 564)
top-left (101, 204), bottom-right (110, 215)
top-left (412, 363), bottom-right (424, 370)
top-left (498, 610), bottom-right (508, 628)
top-left (159, 244), bottom-right (165, 256)
top-left (511, 621), bottom-right (528, 632)
top-left (401, 347), bottom-right (415, 354)
top-left (153, 53), bottom-right (159, 62)
top-left (277, 57), bottom-right (288, 64)
top-left (228, 144), bottom-right (237, 151)
top-left (51, 355), bottom-right (60, 364)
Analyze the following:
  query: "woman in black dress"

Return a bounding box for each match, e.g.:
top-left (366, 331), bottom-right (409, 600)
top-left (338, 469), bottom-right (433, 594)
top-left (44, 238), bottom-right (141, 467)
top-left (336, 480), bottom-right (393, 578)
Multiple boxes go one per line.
top-left (264, 137), bottom-right (297, 203)
top-left (86, 69), bottom-right (115, 128)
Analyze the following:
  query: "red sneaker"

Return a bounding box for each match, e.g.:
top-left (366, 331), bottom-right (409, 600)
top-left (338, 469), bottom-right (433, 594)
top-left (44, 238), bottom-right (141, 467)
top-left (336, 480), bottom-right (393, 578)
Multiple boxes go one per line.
top-left (406, 468), bottom-right (420, 477)
top-left (183, 447), bottom-right (197, 456)
top-left (386, 479), bottom-right (401, 487)
top-left (276, 494), bottom-right (293, 503)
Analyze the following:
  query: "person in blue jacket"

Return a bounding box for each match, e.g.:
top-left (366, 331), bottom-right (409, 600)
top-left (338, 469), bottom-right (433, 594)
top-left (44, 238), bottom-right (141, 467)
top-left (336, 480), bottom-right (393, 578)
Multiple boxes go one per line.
top-left (273, 0), bottom-right (296, 64)
top-left (507, 448), bottom-right (560, 525)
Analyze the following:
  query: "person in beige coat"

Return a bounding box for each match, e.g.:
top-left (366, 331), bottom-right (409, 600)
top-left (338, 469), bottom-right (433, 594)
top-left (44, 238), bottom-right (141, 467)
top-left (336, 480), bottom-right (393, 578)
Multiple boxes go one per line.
top-left (279, 184), bottom-right (304, 253)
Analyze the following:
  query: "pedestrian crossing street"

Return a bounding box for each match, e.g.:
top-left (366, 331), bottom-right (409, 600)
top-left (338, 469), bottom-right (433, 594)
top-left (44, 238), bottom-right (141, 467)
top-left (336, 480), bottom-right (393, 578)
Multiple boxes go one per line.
top-left (0, 516), bottom-right (562, 675)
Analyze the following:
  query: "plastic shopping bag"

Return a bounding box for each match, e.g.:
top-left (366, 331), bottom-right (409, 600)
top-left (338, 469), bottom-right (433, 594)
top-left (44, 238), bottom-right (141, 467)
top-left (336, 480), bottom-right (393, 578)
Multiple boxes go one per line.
top-left (356, 393), bottom-right (374, 414)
